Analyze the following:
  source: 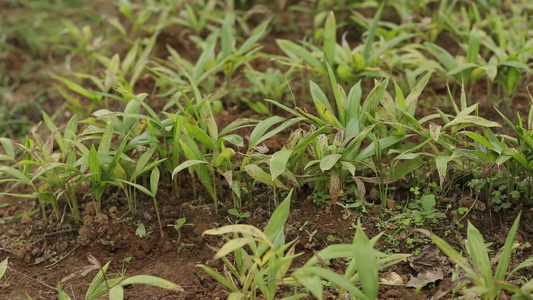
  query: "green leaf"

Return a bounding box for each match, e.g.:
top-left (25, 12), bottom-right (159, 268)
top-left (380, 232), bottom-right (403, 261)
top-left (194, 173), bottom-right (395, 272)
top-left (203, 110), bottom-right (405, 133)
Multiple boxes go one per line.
top-left (362, 1), bottom-right (385, 62)
top-left (443, 116), bottom-right (501, 131)
top-left (221, 12), bottom-right (235, 58)
top-left (294, 267), bottom-right (368, 300)
top-left (244, 164), bottom-right (286, 189)
top-left (405, 71), bottom-right (432, 116)
top-left (0, 166), bottom-right (31, 185)
top-left (262, 189), bottom-right (292, 252)
top-left (54, 76), bottom-right (100, 101)
top-left (237, 20), bottom-right (269, 56)
top-left (214, 237), bottom-right (261, 259)
top-left (276, 39), bottom-right (323, 71)
top-left (249, 117), bottom-right (301, 149)
top-left (310, 81), bottom-right (341, 127)
top-left (172, 160), bottom-right (209, 179)
top-left (495, 213), bottom-right (521, 281)
top-left (323, 12), bottom-right (336, 67)
top-left (248, 116), bottom-right (283, 148)
top-left (193, 32), bottom-right (217, 81)
top-left (0, 259), bottom-right (7, 279)
top-left (197, 264), bottom-right (239, 293)
top-left (466, 221), bottom-right (492, 285)
top-left (360, 79), bottom-right (388, 125)
top-left (120, 275), bottom-right (184, 291)
top-left (221, 134), bottom-right (244, 147)
top-left (184, 123), bottom-right (215, 149)
top-left (292, 271), bottom-right (323, 300)
top-left (136, 223), bottom-right (147, 237)
top-left (320, 154), bottom-right (342, 171)
top-left (424, 42), bottom-right (458, 71)
top-left (420, 194), bottom-right (436, 212)
top-left (132, 147), bottom-right (156, 179)
top-left (466, 27), bottom-right (480, 63)
top-left (203, 224), bottom-right (269, 241)
top-left (346, 81), bottom-right (362, 124)
top-left (57, 282), bottom-right (72, 300)
top-left (353, 223), bottom-right (378, 299)
top-left (270, 149), bottom-right (293, 180)
top-left (214, 148), bottom-right (235, 167)
top-left (150, 167), bottom-right (160, 196)
top-left (109, 286), bottom-right (124, 300)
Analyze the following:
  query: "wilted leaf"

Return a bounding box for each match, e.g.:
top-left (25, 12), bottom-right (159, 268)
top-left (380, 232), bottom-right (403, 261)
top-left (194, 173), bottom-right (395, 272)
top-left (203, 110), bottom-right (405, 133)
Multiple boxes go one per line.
top-left (406, 245), bottom-right (452, 288)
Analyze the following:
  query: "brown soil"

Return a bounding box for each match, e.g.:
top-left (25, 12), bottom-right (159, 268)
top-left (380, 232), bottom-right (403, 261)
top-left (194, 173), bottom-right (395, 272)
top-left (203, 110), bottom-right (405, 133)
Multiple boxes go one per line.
top-left (2, 174), bottom-right (533, 299)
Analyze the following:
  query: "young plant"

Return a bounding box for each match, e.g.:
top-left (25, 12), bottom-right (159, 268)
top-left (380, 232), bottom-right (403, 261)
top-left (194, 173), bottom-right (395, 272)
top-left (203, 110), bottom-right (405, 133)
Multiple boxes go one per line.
top-left (198, 190), bottom-right (302, 300)
top-left (417, 213), bottom-right (533, 299)
top-left (291, 222), bottom-right (410, 300)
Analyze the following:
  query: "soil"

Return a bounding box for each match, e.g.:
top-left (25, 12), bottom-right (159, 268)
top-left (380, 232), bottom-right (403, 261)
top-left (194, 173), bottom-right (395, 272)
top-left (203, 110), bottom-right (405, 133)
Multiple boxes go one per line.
top-left (1, 2), bottom-right (533, 300)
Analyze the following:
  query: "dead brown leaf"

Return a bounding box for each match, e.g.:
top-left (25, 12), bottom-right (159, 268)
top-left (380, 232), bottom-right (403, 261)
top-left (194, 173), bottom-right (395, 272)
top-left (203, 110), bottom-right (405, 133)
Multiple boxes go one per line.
top-left (406, 245), bottom-right (452, 288)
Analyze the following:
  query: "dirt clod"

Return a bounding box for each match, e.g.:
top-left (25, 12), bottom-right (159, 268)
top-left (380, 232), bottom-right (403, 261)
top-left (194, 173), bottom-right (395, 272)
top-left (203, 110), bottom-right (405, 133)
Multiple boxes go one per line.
top-left (20, 215), bottom-right (32, 224)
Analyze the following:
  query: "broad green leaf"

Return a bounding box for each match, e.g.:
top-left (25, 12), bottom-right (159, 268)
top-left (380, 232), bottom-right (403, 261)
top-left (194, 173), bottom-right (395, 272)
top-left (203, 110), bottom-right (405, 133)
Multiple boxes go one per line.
top-left (353, 224), bottom-right (378, 299)
top-left (443, 116), bottom-right (501, 130)
top-left (466, 221), bottom-right (492, 285)
top-left (237, 20), bottom-right (269, 56)
top-left (184, 123), bottom-right (215, 149)
top-left (310, 81), bottom-right (341, 127)
top-left (326, 62), bottom-right (344, 125)
top-left (270, 149), bottom-right (293, 180)
top-left (362, 1), bottom-right (385, 62)
top-left (390, 157), bottom-right (424, 180)
top-left (249, 117), bottom-right (301, 149)
top-left (323, 12), bottom-right (336, 67)
top-left (221, 134), bottom-right (244, 147)
top-left (150, 167), bottom-right (160, 196)
top-left (295, 267), bottom-right (368, 300)
top-left (258, 189), bottom-right (293, 248)
top-left (54, 76), bottom-right (100, 101)
top-left (120, 275), bottom-right (184, 291)
top-left (109, 286), bottom-right (124, 300)
top-left (172, 160), bottom-right (209, 178)
top-left (193, 32), bottom-right (217, 81)
top-left (0, 166), bottom-right (31, 185)
top-left (214, 237), bottom-right (262, 259)
top-left (368, 34), bottom-right (417, 64)
top-left (117, 179), bottom-right (153, 197)
top-left (405, 71), bottom-right (432, 116)
top-left (320, 154), bottom-right (342, 171)
top-left (214, 147), bottom-right (235, 167)
top-left (276, 39), bottom-right (323, 71)
top-left (221, 12), bottom-right (235, 58)
top-left (244, 164), bottom-right (286, 189)
top-left (346, 81), bottom-right (362, 122)
top-left (360, 79), bottom-right (388, 125)
top-left (466, 27), bottom-right (480, 63)
top-left (132, 147), bottom-right (156, 179)
top-left (203, 224), bottom-right (269, 241)
top-left (248, 116), bottom-right (283, 148)
top-left (424, 42), bottom-right (458, 71)
top-left (292, 271), bottom-right (323, 300)
top-left (495, 213), bottom-right (521, 281)
top-left (0, 259), bottom-right (7, 279)
top-left (197, 264), bottom-right (239, 292)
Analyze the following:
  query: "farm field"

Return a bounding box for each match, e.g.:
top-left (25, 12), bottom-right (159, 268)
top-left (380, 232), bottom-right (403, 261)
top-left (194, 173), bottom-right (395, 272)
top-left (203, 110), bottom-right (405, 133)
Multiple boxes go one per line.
top-left (1, 0), bottom-right (533, 299)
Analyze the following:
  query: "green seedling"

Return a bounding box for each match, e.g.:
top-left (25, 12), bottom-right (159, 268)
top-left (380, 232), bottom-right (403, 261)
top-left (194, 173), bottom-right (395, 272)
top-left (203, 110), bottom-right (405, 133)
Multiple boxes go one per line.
top-left (227, 208), bottom-right (251, 223)
top-left (417, 213), bottom-right (533, 299)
